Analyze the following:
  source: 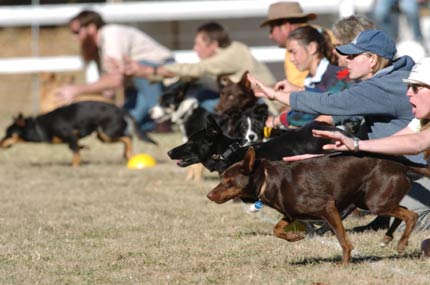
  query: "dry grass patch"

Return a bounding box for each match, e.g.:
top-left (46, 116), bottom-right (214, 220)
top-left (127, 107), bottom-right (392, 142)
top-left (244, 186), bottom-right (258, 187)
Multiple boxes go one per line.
top-left (0, 114), bottom-right (429, 284)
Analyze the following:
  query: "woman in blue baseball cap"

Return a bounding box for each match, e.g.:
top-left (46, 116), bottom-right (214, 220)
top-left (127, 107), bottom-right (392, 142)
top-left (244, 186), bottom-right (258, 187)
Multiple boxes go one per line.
top-left (248, 30), bottom-right (430, 233)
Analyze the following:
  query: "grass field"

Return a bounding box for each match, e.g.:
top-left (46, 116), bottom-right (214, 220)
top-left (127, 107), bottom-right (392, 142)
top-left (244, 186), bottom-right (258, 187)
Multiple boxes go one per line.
top-left (1, 27), bottom-right (430, 285)
top-left (0, 111), bottom-right (430, 284)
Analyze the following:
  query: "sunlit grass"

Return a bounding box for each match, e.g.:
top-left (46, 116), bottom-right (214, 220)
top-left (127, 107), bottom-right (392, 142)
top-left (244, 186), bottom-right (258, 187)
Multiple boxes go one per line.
top-left (0, 115), bottom-right (429, 284)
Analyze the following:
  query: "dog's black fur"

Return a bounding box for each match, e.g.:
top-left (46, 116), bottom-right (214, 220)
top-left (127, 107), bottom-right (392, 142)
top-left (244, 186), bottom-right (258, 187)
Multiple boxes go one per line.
top-left (0, 101), bottom-right (156, 166)
top-left (168, 115), bottom-right (337, 173)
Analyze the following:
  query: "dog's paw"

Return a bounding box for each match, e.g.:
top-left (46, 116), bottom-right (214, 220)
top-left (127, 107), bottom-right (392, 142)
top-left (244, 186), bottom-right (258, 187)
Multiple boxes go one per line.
top-left (380, 235), bottom-right (393, 247)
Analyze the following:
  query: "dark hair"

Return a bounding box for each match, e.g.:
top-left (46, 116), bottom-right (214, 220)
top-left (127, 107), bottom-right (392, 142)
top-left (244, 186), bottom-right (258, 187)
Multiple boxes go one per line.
top-left (196, 22), bottom-right (231, 48)
top-left (70, 10), bottom-right (106, 29)
top-left (288, 26), bottom-right (337, 65)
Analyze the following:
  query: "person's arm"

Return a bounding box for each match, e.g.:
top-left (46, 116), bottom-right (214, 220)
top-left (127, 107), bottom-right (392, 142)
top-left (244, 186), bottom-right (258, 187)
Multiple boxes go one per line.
top-left (56, 72), bottom-right (123, 103)
top-left (312, 128), bottom-right (430, 155)
top-left (247, 73), bottom-right (292, 105)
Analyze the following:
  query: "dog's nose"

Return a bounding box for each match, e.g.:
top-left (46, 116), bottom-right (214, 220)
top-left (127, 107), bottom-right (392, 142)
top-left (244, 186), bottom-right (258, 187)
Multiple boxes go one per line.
top-left (248, 134), bottom-right (256, 141)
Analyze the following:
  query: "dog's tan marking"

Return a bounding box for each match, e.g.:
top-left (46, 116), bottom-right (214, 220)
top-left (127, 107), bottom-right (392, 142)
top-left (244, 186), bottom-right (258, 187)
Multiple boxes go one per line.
top-left (72, 152), bottom-right (81, 167)
top-left (96, 129), bottom-right (112, 142)
top-left (0, 134), bottom-right (21, 148)
top-left (51, 136), bottom-right (63, 143)
top-left (119, 136), bottom-right (133, 160)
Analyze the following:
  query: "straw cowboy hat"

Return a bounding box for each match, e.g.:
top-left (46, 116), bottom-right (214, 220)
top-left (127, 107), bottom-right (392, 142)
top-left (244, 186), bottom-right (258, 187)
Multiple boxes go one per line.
top-left (260, 2), bottom-right (317, 27)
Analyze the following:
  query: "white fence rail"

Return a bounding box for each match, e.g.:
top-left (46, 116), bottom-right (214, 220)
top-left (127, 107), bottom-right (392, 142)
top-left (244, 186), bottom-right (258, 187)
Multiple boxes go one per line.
top-left (0, 0), bottom-right (374, 74)
top-left (0, 0), bottom-right (374, 27)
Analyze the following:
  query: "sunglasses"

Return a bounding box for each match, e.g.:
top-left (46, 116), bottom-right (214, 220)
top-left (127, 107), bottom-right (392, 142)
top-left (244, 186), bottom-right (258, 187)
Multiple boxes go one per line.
top-left (345, 52), bottom-right (372, 60)
top-left (407, 83), bottom-right (428, 94)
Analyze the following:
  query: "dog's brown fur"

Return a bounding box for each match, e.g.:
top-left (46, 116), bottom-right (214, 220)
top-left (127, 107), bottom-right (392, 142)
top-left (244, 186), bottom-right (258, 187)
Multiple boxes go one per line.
top-left (39, 73), bottom-right (114, 114)
top-left (215, 72), bottom-right (281, 115)
top-left (208, 147), bottom-right (429, 264)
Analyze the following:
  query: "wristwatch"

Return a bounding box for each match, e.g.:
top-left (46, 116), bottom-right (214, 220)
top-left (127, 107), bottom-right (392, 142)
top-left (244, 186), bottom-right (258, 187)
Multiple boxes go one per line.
top-left (353, 137), bottom-right (360, 152)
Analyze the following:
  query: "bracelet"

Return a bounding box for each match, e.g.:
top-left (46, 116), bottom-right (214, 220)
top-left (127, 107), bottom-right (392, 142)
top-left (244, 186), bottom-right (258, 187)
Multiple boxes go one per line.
top-left (153, 66), bottom-right (158, 76)
top-left (353, 137), bottom-right (360, 152)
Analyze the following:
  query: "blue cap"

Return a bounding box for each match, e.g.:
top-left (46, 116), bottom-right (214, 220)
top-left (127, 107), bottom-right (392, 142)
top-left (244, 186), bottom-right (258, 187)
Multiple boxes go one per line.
top-left (336, 30), bottom-right (397, 60)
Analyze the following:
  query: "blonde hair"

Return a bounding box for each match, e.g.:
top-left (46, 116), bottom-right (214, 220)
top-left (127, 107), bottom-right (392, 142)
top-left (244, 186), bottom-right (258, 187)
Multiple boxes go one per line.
top-left (420, 119), bottom-right (430, 160)
top-left (371, 55), bottom-right (391, 73)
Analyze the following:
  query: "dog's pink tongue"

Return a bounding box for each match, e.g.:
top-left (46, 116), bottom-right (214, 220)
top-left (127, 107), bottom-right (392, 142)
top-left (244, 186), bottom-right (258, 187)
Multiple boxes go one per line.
top-left (176, 160), bottom-right (182, 166)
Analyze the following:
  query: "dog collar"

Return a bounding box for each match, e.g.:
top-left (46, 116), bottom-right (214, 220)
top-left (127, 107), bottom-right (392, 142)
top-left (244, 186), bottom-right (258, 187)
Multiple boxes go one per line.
top-left (219, 142), bottom-right (242, 160)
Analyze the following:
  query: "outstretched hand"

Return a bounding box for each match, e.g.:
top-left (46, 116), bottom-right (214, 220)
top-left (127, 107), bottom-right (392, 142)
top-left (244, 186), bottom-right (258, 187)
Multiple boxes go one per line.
top-left (312, 129), bottom-right (354, 151)
top-left (247, 73), bottom-right (276, 100)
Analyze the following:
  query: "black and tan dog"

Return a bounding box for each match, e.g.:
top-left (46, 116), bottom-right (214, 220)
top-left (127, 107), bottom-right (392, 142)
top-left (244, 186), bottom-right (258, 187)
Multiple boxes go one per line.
top-left (168, 115), bottom-right (336, 174)
top-left (208, 147), bottom-right (429, 264)
top-left (0, 101), bottom-right (156, 166)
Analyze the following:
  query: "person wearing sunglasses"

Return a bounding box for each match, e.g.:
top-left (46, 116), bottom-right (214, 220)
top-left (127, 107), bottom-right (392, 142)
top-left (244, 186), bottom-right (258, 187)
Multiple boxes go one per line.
top-left (285, 57), bottom-right (430, 253)
top-left (248, 30), bottom-right (430, 233)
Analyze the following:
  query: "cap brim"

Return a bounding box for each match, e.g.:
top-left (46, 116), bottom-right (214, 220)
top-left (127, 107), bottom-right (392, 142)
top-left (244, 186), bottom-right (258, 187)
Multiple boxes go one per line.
top-left (260, 13), bottom-right (317, 27)
top-left (336, 43), bottom-right (366, 55)
top-left (402, 78), bottom-right (424, 84)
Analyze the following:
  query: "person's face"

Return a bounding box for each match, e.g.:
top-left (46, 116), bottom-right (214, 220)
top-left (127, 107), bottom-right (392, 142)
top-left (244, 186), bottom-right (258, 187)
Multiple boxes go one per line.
top-left (286, 39), bottom-right (314, 72)
top-left (268, 22), bottom-right (292, 48)
top-left (406, 83), bottom-right (430, 119)
top-left (345, 52), bottom-right (374, 81)
top-left (69, 19), bottom-right (81, 40)
top-left (193, 32), bottom-right (218, 59)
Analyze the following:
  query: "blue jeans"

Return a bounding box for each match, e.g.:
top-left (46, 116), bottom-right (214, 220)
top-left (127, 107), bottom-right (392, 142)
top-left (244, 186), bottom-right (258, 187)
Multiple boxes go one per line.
top-left (374, 0), bottom-right (423, 42)
top-left (124, 59), bottom-right (172, 132)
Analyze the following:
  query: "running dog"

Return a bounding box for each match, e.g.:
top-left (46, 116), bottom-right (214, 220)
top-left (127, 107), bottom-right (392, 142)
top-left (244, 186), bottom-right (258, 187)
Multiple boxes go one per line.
top-left (0, 101), bottom-right (156, 166)
top-left (208, 147), bottom-right (429, 264)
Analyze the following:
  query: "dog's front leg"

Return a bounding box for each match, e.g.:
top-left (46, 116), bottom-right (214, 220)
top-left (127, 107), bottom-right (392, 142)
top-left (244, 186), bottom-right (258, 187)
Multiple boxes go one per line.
top-left (321, 200), bottom-right (353, 265)
top-left (67, 137), bottom-right (81, 167)
top-left (273, 218), bottom-right (305, 242)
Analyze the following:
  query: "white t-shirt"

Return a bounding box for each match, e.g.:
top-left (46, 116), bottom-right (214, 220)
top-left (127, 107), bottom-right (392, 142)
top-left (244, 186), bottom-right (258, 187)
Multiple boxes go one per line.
top-left (98, 24), bottom-right (173, 72)
top-left (408, 118), bottom-right (422, 133)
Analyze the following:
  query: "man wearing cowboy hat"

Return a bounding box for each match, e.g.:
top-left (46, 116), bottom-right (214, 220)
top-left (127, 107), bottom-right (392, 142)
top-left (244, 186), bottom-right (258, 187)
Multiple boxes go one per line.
top-left (261, 1), bottom-right (321, 87)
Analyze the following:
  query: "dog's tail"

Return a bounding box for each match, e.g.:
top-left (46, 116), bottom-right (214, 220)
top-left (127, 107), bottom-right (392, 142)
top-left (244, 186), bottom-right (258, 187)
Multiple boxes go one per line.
top-left (125, 114), bottom-right (158, 145)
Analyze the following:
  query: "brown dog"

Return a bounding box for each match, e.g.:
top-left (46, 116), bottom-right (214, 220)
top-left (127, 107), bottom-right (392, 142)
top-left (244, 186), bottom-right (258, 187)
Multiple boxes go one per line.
top-left (39, 73), bottom-right (114, 114)
top-left (207, 147), bottom-right (429, 264)
top-left (215, 72), bottom-right (280, 115)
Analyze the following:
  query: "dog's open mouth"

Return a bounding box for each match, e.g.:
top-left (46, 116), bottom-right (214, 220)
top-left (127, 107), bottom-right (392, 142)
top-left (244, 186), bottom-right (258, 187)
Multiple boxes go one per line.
top-left (176, 158), bottom-right (194, 167)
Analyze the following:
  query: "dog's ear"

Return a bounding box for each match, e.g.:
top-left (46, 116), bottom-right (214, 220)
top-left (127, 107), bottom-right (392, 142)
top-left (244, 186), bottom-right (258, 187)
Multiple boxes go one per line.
top-left (14, 113), bottom-right (25, 127)
top-left (239, 71), bottom-right (251, 91)
top-left (241, 146), bottom-right (256, 174)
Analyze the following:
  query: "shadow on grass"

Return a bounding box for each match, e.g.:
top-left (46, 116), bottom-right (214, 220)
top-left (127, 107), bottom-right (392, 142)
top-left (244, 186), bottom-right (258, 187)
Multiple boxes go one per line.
top-left (290, 250), bottom-right (422, 265)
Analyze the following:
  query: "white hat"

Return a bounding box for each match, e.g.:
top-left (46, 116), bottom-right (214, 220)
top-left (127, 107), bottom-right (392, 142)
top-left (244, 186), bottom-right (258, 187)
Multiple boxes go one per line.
top-left (403, 57), bottom-right (430, 86)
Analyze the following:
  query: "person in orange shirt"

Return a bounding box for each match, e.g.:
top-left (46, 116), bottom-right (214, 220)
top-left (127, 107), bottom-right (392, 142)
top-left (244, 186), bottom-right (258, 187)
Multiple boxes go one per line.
top-left (260, 1), bottom-right (317, 87)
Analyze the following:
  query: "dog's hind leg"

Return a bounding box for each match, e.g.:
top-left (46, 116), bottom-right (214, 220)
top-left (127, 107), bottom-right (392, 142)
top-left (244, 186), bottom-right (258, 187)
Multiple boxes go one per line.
top-left (273, 217), bottom-right (305, 242)
top-left (119, 136), bottom-right (133, 160)
top-left (381, 207), bottom-right (418, 254)
top-left (320, 200), bottom-right (354, 265)
top-left (313, 204), bottom-right (357, 236)
top-left (380, 217), bottom-right (402, 247)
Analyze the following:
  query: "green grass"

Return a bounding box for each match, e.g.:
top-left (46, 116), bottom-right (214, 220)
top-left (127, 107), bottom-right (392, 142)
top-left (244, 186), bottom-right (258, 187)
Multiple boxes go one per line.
top-left (0, 115), bottom-right (430, 284)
